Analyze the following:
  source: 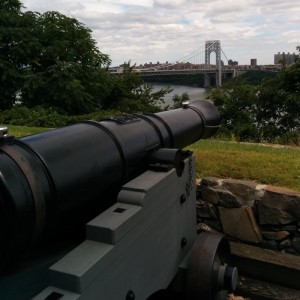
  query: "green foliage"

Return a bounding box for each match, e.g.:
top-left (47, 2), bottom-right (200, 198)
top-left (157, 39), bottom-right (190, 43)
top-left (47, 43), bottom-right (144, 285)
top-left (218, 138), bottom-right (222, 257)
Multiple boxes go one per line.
top-left (209, 79), bottom-right (259, 142)
top-left (237, 70), bottom-right (277, 85)
top-left (256, 60), bottom-right (300, 142)
top-left (0, 4), bottom-right (111, 114)
top-left (103, 63), bottom-right (172, 113)
top-left (0, 0), bottom-right (24, 109)
top-left (0, 106), bottom-right (69, 127)
top-left (277, 130), bottom-right (300, 146)
top-left (20, 11), bottom-right (111, 114)
top-left (0, 105), bottom-right (123, 127)
top-left (209, 50), bottom-right (300, 145)
top-left (172, 92), bottom-right (190, 109)
top-left (1, 3), bottom-right (173, 116)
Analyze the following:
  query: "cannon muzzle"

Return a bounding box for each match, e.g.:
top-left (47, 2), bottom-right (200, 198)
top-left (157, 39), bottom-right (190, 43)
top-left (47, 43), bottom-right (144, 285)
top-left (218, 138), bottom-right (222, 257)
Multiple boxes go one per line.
top-left (0, 100), bottom-right (220, 270)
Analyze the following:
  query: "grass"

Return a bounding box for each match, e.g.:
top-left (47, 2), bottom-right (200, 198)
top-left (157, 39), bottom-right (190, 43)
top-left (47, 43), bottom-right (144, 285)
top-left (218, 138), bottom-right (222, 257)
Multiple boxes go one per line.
top-left (3, 125), bottom-right (300, 192)
top-left (5, 125), bottom-right (51, 138)
top-left (188, 139), bottom-right (300, 192)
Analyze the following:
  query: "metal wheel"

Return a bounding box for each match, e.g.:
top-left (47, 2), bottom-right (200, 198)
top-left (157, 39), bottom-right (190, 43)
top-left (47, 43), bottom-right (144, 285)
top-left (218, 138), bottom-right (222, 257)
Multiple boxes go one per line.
top-left (186, 232), bottom-right (238, 300)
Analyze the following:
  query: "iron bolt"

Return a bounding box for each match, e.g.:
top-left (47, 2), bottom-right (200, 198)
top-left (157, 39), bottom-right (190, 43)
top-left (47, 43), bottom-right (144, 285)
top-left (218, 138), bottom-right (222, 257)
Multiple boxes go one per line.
top-left (181, 237), bottom-right (188, 248)
top-left (126, 290), bottom-right (135, 300)
top-left (180, 194), bottom-right (187, 204)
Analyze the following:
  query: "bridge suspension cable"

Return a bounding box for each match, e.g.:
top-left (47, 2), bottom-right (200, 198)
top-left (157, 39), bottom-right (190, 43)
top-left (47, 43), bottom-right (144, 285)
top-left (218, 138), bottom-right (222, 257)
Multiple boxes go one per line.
top-left (221, 49), bottom-right (229, 64)
top-left (137, 40), bottom-right (229, 72)
top-left (110, 40), bottom-right (232, 87)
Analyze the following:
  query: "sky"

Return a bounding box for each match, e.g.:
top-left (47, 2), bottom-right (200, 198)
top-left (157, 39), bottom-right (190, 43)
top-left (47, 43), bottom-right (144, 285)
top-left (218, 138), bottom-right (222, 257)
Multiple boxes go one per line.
top-left (21, 0), bottom-right (300, 67)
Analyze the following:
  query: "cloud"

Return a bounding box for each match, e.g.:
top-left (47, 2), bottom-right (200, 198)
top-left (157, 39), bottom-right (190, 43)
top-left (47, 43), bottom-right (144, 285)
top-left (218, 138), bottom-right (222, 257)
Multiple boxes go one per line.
top-left (21, 0), bottom-right (300, 66)
top-left (153, 0), bottom-right (186, 9)
top-left (22, 0), bottom-right (86, 14)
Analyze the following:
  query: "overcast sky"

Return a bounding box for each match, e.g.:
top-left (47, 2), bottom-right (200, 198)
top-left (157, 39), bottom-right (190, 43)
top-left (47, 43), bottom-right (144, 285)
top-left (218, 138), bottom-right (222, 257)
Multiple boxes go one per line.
top-left (21, 0), bottom-right (299, 67)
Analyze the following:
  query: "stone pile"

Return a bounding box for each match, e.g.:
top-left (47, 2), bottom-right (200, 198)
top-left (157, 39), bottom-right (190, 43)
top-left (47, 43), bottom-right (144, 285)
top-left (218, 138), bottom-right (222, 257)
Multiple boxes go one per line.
top-left (196, 177), bottom-right (300, 256)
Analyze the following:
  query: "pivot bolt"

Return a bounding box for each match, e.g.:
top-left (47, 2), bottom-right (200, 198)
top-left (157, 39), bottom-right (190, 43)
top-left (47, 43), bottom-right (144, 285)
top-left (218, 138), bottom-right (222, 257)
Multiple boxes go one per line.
top-left (181, 237), bottom-right (188, 248)
top-left (126, 290), bottom-right (135, 300)
top-left (180, 194), bottom-right (186, 204)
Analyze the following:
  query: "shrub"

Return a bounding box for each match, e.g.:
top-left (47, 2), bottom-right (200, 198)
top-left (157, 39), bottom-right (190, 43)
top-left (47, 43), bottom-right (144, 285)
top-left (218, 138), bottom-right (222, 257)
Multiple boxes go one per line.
top-left (0, 106), bottom-right (70, 127)
top-left (0, 106), bottom-right (123, 128)
top-left (277, 130), bottom-right (300, 146)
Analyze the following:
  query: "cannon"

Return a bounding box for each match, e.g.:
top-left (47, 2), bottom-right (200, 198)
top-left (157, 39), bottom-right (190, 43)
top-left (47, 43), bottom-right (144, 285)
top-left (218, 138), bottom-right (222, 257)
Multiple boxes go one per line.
top-left (0, 100), bottom-right (237, 300)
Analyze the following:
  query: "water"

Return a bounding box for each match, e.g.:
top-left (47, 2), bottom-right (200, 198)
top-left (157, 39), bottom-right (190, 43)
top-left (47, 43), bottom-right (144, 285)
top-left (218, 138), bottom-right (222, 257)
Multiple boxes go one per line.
top-left (152, 84), bottom-right (210, 108)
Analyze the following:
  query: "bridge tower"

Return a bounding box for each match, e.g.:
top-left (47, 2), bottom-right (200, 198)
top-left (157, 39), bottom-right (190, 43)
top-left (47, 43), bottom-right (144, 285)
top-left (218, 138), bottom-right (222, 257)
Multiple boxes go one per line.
top-left (204, 40), bottom-right (222, 87)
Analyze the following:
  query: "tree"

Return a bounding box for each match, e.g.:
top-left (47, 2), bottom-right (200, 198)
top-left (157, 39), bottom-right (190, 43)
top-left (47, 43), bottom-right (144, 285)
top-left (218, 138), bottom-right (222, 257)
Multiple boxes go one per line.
top-left (103, 63), bottom-right (172, 113)
top-left (257, 55), bottom-right (300, 141)
top-left (20, 11), bottom-right (111, 114)
top-left (0, 0), bottom-right (24, 109)
top-left (209, 46), bottom-right (300, 144)
top-left (0, 2), bottom-right (111, 114)
top-left (172, 92), bottom-right (190, 109)
top-left (1, 2), bottom-right (174, 116)
top-left (209, 79), bottom-right (259, 141)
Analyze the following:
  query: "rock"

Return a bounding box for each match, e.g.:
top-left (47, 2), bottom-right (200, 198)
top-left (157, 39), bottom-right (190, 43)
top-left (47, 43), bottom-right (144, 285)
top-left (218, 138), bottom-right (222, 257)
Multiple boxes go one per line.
top-left (196, 200), bottom-right (211, 218)
top-left (262, 230), bottom-right (290, 241)
top-left (198, 177), bottom-right (300, 256)
top-left (222, 179), bottom-right (258, 207)
top-left (227, 294), bottom-right (249, 300)
top-left (281, 224), bottom-right (297, 232)
top-left (283, 247), bottom-right (299, 255)
top-left (200, 177), bottom-right (221, 187)
top-left (260, 239), bottom-right (278, 251)
top-left (257, 185), bottom-right (300, 225)
top-left (219, 207), bottom-right (262, 243)
top-left (292, 237), bottom-right (300, 253)
top-left (278, 238), bottom-right (292, 250)
top-left (200, 185), bottom-right (220, 204)
top-left (196, 201), bottom-right (218, 219)
top-left (200, 178), bottom-right (259, 207)
top-left (260, 225), bottom-right (282, 232)
top-left (195, 178), bottom-right (201, 187)
top-left (197, 222), bottom-right (218, 234)
top-left (204, 219), bottom-right (223, 232)
top-left (208, 204), bottom-right (219, 220)
top-left (218, 189), bottom-right (241, 208)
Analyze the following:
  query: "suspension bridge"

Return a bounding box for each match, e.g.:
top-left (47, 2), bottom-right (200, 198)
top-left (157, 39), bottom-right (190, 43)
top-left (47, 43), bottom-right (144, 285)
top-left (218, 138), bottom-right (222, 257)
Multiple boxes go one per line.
top-left (110, 40), bottom-right (236, 87)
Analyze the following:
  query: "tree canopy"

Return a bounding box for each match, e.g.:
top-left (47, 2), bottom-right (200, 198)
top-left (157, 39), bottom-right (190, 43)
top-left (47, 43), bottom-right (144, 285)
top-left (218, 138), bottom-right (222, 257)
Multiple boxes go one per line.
top-left (1, 1), bottom-right (112, 114)
top-left (1, 1), bottom-right (173, 115)
top-left (209, 49), bottom-right (300, 145)
top-left (0, 0), bottom-right (24, 109)
top-left (102, 63), bottom-right (172, 113)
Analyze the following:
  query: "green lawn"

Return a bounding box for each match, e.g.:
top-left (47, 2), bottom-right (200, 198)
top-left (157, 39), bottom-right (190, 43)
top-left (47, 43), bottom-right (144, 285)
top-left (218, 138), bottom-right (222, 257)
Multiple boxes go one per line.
top-left (4, 125), bottom-right (300, 192)
top-left (189, 140), bottom-right (300, 192)
top-left (6, 124), bottom-right (52, 138)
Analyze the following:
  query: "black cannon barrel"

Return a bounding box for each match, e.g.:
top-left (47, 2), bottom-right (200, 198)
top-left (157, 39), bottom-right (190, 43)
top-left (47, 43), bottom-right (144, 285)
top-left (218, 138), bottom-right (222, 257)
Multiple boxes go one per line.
top-left (0, 100), bottom-right (220, 269)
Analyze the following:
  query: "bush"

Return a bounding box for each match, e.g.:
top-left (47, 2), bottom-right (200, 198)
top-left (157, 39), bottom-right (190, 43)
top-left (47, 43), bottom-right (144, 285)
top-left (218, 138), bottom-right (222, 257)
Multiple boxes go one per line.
top-left (213, 125), bottom-right (233, 141)
top-left (277, 130), bottom-right (300, 146)
top-left (0, 106), bottom-right (124, 128)
top-left (0, 106), bottom-right (70, 127)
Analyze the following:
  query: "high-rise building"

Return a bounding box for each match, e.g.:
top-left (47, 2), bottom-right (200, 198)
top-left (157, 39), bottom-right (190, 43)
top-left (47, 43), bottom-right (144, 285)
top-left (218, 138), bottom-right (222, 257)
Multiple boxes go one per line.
top-left (250, 59), bottom-right (257, 67)
top-left (274, 52), bottom-right (297, 65)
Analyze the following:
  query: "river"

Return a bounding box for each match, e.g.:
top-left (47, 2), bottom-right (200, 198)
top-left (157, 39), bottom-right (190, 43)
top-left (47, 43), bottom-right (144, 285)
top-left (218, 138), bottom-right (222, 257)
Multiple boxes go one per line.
top-left (152, 84), bottom-right (210, 108)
